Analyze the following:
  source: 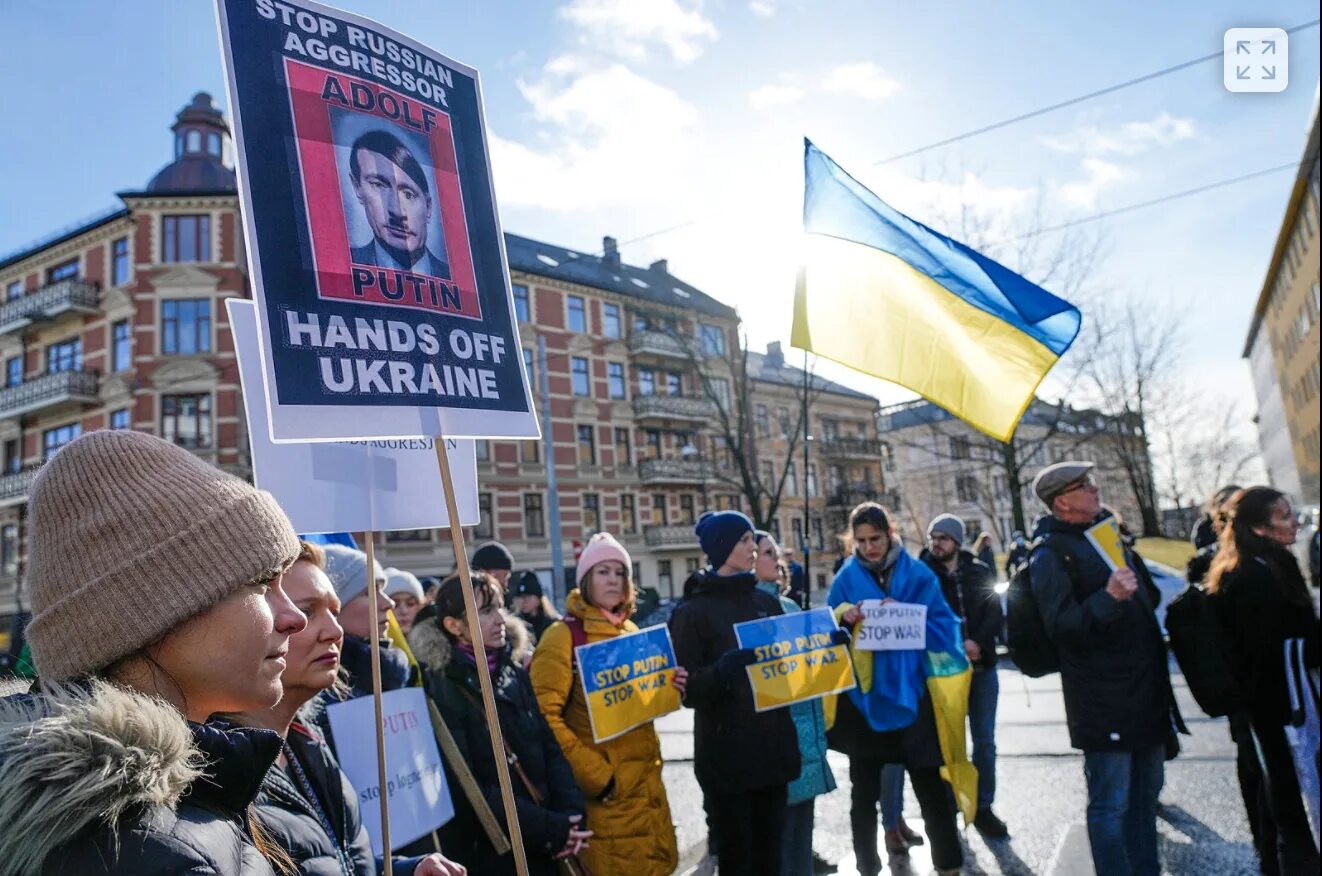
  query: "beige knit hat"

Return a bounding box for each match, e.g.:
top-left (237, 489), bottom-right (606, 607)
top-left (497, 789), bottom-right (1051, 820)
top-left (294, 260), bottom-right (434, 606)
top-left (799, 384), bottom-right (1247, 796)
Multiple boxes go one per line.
top-left (25, 430), bottom-right (301, 681)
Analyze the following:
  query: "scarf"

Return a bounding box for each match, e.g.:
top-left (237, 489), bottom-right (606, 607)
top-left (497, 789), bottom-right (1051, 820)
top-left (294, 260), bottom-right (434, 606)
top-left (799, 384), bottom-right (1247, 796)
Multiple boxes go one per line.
top-left (455, 640), bottom-right (501, 673)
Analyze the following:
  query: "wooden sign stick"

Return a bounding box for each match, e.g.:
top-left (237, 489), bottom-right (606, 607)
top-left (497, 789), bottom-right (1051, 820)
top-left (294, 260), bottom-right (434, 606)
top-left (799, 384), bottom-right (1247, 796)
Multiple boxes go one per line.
top-left (363, 532), bottom-right (394, 876)
top-left (434, 437), bottom-right (530, 876)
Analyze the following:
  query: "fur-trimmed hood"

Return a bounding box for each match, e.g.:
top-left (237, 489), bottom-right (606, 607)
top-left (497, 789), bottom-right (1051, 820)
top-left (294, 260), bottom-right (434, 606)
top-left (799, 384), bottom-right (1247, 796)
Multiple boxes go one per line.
top-left (408, 607), bottom-right (532, 671)
top-left (0, 681), bottom-right (203, 875)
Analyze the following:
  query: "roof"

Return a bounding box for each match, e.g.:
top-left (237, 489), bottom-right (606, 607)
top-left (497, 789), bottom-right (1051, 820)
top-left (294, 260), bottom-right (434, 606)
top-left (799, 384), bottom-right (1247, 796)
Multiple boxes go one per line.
top-left (746, 349), bottom-right (877, 402)
top-left (878, 397), bottom-right (1126, 434)
top-left (144, 159), bottom-right (236, 195)
top-left (503, 233), bottom-right (737, 320)
top-left (0, 206), bottom-right (130, 273)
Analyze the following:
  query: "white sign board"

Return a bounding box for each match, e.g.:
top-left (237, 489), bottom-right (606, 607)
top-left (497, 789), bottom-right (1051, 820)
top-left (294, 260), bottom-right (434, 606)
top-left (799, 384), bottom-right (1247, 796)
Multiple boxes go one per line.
top-left (229, 299), bottom-right (479, 533)
top-left (855, 601), bottom-right (928, 652)
top-left (326, 687), bottom-right (454, 854)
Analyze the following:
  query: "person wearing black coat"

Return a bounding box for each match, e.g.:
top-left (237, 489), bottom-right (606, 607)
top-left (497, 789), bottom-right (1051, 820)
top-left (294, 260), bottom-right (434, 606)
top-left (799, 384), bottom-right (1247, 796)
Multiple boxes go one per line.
top-left (1208, 487), bottom-right (1321, 874)
top-left (669, 511), bottom-right (801, 876)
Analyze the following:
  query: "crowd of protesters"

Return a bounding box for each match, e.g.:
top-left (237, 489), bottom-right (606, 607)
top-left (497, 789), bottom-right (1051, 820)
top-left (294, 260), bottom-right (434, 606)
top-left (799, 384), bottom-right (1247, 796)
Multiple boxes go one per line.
top-left (0, 429), bottom-right (1318, 876)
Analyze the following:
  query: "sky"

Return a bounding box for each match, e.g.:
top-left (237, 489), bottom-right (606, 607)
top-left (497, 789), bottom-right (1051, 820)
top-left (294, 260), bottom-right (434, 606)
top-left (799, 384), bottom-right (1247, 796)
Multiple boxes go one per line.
top-left (1, 1), bottom-right (1318, 443)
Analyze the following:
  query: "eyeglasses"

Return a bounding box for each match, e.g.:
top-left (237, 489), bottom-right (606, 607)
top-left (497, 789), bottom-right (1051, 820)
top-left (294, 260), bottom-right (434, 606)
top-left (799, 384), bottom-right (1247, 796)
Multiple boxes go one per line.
top-left (1059, 475), bottom-right (1098, 496)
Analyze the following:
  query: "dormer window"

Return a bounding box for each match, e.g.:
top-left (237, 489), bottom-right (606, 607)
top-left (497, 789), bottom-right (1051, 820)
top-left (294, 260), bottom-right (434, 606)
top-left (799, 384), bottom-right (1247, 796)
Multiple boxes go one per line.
top-left (206, 132), bottom-right (221, 157)
top-left (186, 130), bottom-right (201, 153)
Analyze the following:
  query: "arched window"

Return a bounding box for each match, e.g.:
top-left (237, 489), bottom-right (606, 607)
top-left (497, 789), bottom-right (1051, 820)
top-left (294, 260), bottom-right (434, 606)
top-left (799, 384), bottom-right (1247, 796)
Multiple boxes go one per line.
top-left (186, 130), bottom-right (201, 153)
top-left (175, 132), bottom-right (185, 158)
top-left (206, 132), bottom-right (221, 156)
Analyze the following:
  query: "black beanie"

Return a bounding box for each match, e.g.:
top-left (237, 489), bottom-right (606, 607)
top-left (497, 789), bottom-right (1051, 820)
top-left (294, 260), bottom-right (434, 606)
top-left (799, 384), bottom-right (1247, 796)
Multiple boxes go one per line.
top-left (471, 541), bottom-right (514, 571)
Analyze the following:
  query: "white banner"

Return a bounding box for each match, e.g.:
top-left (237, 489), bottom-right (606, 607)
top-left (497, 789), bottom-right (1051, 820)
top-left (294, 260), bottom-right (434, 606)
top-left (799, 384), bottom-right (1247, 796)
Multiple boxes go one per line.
top-left (229, 299), bottom-right (478, 533)
top-left (855, 601), bottom-right (927, 651)
top-left (325, 687), bottom-right (454, 854)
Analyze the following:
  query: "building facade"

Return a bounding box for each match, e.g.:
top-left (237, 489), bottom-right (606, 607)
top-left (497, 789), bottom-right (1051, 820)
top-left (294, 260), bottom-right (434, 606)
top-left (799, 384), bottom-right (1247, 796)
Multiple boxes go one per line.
top-left (1243, 104), bottom-right (1321, 509)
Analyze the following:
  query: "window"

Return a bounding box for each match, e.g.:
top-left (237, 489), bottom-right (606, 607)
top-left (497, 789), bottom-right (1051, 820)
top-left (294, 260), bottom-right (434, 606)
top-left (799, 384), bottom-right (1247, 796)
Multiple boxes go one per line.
top-left (42, 422), bottom-right (82, 458)
top-left (657, 560), bottom-right (674, 598)
top-left (162, 215), bottom-right (211, 263)
top-left (186, 130), bottom-right (201, 152)
top-left (607, 362), bottom-right (626, 399)
top-left (567, 295), bottom-right (587, 333)
top-left (620, 494), bottom-right (637, 534)
top-left (524, 493), bottom-right (546, 537)
top-left (792, 517), bottom-right (804, 549)
top-left (513, 283), bottom-right (530, 322)
top-left (475, 440), bottom-right (490, 462)
top-left (47, 259), bottom-right (79, 283)
top-left (665, 372), bottom-right (683, 397)
top-left (602, 303), bottom-right (622, 339)
top-left (776, 407), bottom-right (791, 437)
top-left (637, 368), bottom-right (656, 396)
top-left (786, 460), bottom-right (799, 496)
top-left (812, 517), bottom-right (824, 550)
top-left (206, 131), bottom-right (222, 157)
top-left (3, 439), bottom-right (20, 475)
top-left (5, 356), bottom-right (20, 388)
top-left (112, 237), bottom-right (131, 286)
top-left (520, 435), bottom-right (540, 464)
top-left (385, 529), bottom-right (432, 543)
top-left (571, 357), bottom-right (591, 396)
top-left (700, 323), bottom-right (726, 356)
top-left (45, 339), bottom-right (82, 374)
top-left (162, 299), bottom-right (212, 354)
top-left (1, 525), bottom-right (17, 578)
top-left (161, 394), bottom-right (212, 448)
top-left (615, 427), bottom-right (631, 465)
top-left (651, 493), bottom-right (668, 525)
top-left (577, 424), bottom-right (596, 465)
top-left (755, 404), bottom-right (770, 436)
top-left (770, 517), bottom-right (782, 541)
top-left (686, 557), bottom-right (700, 574)
top-left (475, 493), bottom-right (494, 539)
top-left (522, 348), bottom-right (535, 385)
top-left (582, 493), bottom-right (601, 536)
top-left (806, 463), bottom-right (818, 497)
top-left (950, 436), bottom-right (970, 460)
top-left (112, 320), bottom-right (132, 371)
top-left (956, 474), bottom-right (979, 503)
top-left (646, 429), bottom-right (662, 459)
top-left (5, 280), bottom-right (21, 300)
top-left (110, 408), bottom-right (130, 430)
top-left (680, 494), bottom-right (696, 525)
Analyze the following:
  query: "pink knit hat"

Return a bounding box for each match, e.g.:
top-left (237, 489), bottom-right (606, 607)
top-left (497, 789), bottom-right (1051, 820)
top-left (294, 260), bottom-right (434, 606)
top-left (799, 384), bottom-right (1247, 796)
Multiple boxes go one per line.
top-left (575, 532), bottom-right (632, 585)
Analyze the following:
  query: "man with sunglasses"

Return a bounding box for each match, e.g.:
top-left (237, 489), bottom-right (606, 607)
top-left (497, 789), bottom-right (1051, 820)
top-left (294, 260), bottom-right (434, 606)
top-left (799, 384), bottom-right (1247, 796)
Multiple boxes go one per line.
top-left (1028, 462), bottom-right (1183, 876)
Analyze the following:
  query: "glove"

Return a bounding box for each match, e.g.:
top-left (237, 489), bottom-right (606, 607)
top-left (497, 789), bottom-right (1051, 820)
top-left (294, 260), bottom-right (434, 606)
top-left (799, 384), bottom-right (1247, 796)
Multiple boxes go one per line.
top-left (714, 647), bottom-right (758, 685)
top-left (830, 627), bottom-right (852, 647)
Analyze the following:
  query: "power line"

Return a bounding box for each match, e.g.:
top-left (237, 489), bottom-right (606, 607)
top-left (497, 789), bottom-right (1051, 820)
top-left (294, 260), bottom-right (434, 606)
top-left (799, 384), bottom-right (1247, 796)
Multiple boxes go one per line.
top-left (873, 18), bottom-right (1319, 166)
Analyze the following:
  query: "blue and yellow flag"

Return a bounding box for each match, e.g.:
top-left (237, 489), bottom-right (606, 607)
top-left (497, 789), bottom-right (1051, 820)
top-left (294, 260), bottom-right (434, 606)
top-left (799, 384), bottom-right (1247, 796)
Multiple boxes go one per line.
top-left (792, 140), bottom-right (1081, 442)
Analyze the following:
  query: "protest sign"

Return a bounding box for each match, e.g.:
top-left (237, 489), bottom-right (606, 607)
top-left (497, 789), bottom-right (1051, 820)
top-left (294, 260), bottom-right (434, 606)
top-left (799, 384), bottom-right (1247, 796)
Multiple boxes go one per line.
top-left (733, 608), bottom-right (855, 713)
top-left (576, 625), bottom-right (681, 743)
top-left (326, 687), bottom-right (454, 854)
top-left (228, 299), bottom-right (479, 533)
top-left (216, 0), bottom-right (538, 441)
top-left (855, 601), bottom-right (928, 652)
top-left (1085, 518), bottom-right (1127, 572)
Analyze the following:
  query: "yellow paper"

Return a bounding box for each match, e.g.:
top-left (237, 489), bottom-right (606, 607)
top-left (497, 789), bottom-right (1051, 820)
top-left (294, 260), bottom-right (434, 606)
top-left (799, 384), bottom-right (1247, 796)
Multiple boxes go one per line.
top-left (1085, 518), bottom-right (1127, 571)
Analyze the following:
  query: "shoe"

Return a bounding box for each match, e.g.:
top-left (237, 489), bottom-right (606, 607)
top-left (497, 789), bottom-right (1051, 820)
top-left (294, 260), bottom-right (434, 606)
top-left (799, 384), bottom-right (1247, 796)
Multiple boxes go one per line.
top-left (883, 828), bottom-right (910, 856)
top-left (974, 807), bottom-right (1010, 839)
top-left (897, 818), bottom-right (925, 846)
top-left (811, 851), bottom-right (838, 874)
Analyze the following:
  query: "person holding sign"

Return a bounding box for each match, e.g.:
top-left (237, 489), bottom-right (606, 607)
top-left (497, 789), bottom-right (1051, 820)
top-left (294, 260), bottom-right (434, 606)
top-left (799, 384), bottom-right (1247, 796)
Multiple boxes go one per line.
top-left (529, 532), bottom-right (684, 875)
top-left (669, 511), bottom-right (801, 876)
top-left (417, 573), bottom-right (589, 875)
top-left (827, 503), bottom-right (967, 876)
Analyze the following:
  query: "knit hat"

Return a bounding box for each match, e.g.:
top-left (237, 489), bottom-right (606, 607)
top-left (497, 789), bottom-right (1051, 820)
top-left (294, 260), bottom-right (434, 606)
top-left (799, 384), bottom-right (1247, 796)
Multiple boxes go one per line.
top-left (513, 571), bottom-right (544, 598)
top-left (928, 514), bottom-right (965, 546)
top-left (695, 510), bottom-right (754, 569)
top-left (25, 430), bottom-right (300, 681)
top-left (576, 532), bottom-right (632, 586)
top-left (471, 541), bottom-right (514, 571)
top-left (384, 567), bottom-right (425, 602)
top-left (323, 544), bottom-right (386, 605)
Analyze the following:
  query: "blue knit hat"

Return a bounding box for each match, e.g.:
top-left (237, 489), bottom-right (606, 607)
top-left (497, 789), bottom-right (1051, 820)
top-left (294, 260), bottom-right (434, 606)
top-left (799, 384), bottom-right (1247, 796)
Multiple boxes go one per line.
top-left (695, 510), bottom-right (755, 568)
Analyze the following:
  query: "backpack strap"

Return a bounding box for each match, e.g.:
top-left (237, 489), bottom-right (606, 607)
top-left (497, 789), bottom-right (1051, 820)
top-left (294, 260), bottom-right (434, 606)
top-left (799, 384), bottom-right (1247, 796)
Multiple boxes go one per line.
top-left (1030, 537), bottom-right (1083, 600)
top-left (558, 615), bottom-right (590, 715)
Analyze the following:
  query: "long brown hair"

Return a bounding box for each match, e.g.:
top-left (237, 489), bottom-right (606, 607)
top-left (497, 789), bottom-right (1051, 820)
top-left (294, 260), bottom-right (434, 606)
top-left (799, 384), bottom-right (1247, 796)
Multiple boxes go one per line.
top-left (1205, 487), bottom-right (1303, 602)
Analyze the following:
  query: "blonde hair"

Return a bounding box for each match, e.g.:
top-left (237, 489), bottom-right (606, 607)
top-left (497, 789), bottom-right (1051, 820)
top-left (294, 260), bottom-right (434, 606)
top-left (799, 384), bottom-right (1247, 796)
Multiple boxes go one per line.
top-left (580, 560), bottom-right (637, 617)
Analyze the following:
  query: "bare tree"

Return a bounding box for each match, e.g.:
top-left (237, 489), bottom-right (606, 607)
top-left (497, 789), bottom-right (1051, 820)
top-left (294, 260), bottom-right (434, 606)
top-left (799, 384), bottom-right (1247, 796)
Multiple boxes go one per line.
top-left (1156, 396), bottom-right (1260, 532)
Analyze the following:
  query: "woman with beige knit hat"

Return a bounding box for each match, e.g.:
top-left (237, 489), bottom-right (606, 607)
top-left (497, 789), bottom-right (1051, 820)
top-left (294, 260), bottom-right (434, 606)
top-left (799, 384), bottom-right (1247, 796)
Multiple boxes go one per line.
top-left (0, 430), bottom-right (309, 875)
top-left (528, 532), bottom-right (687, 876)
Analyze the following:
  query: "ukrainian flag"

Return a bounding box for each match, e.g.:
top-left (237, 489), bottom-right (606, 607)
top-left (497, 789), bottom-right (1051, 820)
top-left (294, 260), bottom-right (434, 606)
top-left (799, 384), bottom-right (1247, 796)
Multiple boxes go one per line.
top-left (791, 140), bottom-right (1081, 442)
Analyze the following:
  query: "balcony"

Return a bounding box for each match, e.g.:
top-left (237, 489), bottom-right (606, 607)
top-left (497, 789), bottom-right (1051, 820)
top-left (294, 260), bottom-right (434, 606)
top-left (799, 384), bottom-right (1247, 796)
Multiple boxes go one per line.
top-left (0, 369), bottom-right (100, 418)
top-left (628, 330), bottom-right (694, 361)
top-left (0, 280), bottom-right (100, 335)
top-left (643, 523), bottom-right (699, 550)
top-left (818, 437), bottom-right (882, 460)
top-left (827, 481), bottom-right (879, 508)
top-left (633, 394), bottom-right (717, 423)
top-left (638, 457), bottom-right (712, 485)
top-left (0, 466), bottom-right (39, 508)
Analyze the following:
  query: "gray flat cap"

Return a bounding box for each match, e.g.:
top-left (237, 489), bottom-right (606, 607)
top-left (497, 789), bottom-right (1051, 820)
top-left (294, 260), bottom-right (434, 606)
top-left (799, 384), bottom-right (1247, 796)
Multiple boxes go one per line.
top-left (1033, 461), bottom-right (1095, 506)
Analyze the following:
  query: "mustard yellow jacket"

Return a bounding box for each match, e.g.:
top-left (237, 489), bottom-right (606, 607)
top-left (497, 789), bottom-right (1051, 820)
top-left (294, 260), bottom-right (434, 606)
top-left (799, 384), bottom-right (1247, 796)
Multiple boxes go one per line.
top-left (529, 590), bottom-right (678, 876)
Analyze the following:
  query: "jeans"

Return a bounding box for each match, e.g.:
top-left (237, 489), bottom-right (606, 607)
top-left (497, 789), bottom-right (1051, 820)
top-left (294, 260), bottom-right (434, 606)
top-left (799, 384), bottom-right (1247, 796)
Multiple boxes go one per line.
top-left (968, 666), bottom-right (1000, 808)
top-left (781, 799), bottom-right (814, 876)
top-left (850, 757), bottom-right (962, 874)
top-left (880, 764), bottom-right (905, 829)
top-left (707, 785), bottom-right (788, 876)
top-left (1082, 745), bottom-right (1165, 876)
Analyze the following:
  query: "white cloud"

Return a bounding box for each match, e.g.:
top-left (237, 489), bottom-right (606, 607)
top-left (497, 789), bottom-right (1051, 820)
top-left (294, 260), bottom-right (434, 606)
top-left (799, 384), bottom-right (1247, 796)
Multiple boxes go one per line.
top-left (749, 0), bottom-right (776, 17)
top-left (749, 83), bottom-right (803, 110)
top-left (1058, 157), bottom-right (1130, 209)
top-left (559, 0), bottom-right (718, 63)
top-left (1043, 111), bottom-right (1196, 156)
top-left (821, 62), bottom-right (901, 101)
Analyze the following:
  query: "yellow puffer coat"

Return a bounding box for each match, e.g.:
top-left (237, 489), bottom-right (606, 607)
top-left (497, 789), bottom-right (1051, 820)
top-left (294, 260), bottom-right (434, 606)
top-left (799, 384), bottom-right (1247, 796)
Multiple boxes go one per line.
top-left (529, 590), bottom-right (678, 876)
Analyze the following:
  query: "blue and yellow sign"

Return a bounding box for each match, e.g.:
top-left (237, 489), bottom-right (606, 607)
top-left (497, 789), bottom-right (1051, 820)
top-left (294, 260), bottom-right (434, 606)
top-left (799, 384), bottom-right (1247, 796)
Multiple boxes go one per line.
top-left (576, 625), bottom-right (681, 743)
top-left (734, 608), bottom-right (856, 713)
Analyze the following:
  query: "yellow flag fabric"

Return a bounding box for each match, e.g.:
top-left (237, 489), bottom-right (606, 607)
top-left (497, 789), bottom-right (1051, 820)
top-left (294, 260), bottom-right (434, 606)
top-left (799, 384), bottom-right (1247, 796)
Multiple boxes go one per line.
top-left (927, 667), bottom-right (978, 824)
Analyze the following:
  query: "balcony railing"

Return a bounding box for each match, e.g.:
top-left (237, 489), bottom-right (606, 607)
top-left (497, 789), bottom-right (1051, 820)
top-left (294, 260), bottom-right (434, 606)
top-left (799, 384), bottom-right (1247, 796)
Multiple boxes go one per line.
top-left (826, 482), bottom-right (879, 508)
top-left (628, 330), bottom-right (693, 360)
top-left (643, 523), bottom-right (699, 549)
top-left (818, 437), bottom-right (882, 460)
top-left (633, 394), bottom-right (718, 422)
top-left (0, 280), bottom-right (100, 334)
top-left (0, 466), bottom-right (40, 507)
top-left (0, 368), bottom-right (100, 418)
top-left (638, 457), bottom-right (712, 484)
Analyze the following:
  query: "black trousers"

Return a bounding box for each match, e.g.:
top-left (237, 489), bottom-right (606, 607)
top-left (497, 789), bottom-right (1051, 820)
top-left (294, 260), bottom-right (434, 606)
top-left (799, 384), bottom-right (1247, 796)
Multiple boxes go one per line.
top-left (707, 784), bottom-right (788, 876)
top-left (1230, 713), bottom-right (1278, 875)
top-left (1251, 716), bottom-right (1320, 874)
top-left (849, 756), bottom-right (962, 874)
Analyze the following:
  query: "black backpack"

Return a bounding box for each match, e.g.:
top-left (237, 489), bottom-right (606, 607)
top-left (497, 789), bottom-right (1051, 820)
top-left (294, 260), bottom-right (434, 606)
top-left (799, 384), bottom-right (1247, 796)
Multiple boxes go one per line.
top-left (1165, 585), bottom-right (1240, 717)
top-left (1005, 540), bottom-right (1077, 678)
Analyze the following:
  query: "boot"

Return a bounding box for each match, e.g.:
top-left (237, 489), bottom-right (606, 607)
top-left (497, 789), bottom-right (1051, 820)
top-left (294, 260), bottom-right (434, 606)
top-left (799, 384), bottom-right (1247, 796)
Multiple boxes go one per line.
top-left (811, 850), bottom-right (838, 874)
top-left (897, 817), bottom-right (925, 846)
top-left (884, 828), bottom-right (910, 856)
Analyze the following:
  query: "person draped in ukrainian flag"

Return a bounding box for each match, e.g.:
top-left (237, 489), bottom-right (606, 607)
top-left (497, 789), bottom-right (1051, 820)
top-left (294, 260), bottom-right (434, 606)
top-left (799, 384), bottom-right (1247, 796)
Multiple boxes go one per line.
top-left (825, 501), bottom-right (975, 876)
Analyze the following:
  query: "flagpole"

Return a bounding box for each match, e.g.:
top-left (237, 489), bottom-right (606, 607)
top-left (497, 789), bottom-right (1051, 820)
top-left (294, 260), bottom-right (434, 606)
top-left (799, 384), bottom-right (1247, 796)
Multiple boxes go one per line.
top-left (802, 349), bottom-right (811, 607)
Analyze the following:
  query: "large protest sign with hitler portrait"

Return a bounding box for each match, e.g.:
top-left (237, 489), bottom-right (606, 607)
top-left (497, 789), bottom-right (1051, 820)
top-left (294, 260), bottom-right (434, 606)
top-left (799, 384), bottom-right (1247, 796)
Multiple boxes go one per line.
top-left (215, 0), bottom-right (538, 441)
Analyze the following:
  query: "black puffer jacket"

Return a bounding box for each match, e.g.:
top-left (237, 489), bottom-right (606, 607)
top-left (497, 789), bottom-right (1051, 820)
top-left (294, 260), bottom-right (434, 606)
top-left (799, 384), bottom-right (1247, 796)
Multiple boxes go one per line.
top-left (919, 548), bottom-right (1002, 668)
top-left (0, 680), bottom-right (280, 875)
top-left (668, 568), bottom-right (801, 795)
top-left (1029, 512), bottom-right (1183, 752)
